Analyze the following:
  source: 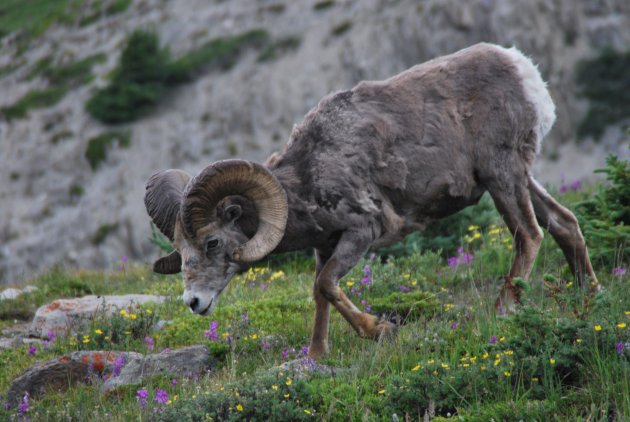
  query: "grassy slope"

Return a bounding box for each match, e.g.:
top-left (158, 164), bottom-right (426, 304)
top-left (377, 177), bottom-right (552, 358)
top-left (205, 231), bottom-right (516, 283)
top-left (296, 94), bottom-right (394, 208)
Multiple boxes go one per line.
top-left (0, 192), bottom-right (628, 421)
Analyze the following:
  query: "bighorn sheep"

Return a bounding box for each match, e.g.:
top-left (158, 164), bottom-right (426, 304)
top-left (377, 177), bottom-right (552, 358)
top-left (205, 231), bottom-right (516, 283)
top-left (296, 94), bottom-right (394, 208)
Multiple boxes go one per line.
top-left (145, 43), bottom-right (597, 358)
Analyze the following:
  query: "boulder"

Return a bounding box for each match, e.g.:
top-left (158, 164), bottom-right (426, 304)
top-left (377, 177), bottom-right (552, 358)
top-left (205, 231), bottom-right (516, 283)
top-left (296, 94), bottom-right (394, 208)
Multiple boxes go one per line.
top-left (6, 350), bottom-right (142, 406)
top-left (28, 294), bottom-right (166, 338)
top-left (101, 345), bottom-right (212, 393)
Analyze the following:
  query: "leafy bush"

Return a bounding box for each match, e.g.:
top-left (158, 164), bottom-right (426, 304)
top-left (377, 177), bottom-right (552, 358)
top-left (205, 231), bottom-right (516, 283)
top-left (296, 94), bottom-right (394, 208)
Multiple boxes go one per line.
top-left (86, 31), bottom-right (170, 123)
top-left (85, 130), bottom-right (131, 170)
top-left (575, 151), bottom-right (630, 266)
top-left (87, 29), bottom-right (270, 123)
top-left (156, 372), bottom-right (320, 421)
top-left (576, 48), bottom-right (630, 139)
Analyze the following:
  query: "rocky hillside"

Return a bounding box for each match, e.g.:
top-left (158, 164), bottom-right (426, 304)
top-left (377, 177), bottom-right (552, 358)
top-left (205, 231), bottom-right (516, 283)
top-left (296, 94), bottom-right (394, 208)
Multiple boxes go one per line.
top-left (1, 0), bottom-right (629, 284)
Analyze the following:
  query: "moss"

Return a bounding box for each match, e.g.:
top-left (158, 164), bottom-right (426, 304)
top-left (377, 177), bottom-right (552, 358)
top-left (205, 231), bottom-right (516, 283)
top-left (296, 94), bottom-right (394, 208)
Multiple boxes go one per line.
top-left (1, 86), bottom-right (69, 120)
top-left (85, 131), bottom-right (131, 170)
top-left (576, 48), bottom-right (630, 140)
top-left (91, 223), bottom-right (117, 245)
top-left (314, 0), bottom-right (335, 10)
top-left (257, 36), bottom-right (301, 62)
top-left (331, 20), bottom-right (352, 36)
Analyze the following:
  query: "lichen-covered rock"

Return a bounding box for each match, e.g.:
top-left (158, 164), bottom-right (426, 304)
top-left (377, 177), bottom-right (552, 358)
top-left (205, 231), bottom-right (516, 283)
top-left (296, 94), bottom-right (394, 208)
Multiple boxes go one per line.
top-left (6, 350), bottom-right (142, 407)
top-left (101, 345), bottom-right (212, 393)
top-left (28, 294), bottom-right (165, 338)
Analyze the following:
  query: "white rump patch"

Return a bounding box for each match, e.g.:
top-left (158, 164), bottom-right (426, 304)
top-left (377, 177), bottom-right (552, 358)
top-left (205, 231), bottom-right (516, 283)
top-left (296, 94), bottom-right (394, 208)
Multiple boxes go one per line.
top-left (493, 45), bottom-right (556, 152)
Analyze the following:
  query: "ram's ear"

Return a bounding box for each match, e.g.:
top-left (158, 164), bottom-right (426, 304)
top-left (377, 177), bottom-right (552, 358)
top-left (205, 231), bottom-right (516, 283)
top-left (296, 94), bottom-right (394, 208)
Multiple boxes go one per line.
top-left (153, 251), bottom-right (182, 274)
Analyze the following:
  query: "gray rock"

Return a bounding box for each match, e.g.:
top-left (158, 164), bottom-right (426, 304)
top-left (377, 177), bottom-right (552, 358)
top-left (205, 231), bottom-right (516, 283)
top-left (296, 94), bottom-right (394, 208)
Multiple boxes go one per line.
top-left (28, 294), bottom-right (166, 338)
top-left (101, 345), bottom-right (212, 393)
top-left (0, 288), bottom-right (22, 300)
top-left (6, 350), bottom-right (142, 407)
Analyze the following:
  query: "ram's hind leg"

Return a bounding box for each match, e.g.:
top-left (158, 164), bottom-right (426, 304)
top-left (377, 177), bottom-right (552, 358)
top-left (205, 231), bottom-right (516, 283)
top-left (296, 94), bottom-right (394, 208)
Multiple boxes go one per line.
top-left (528, 177), bottom-right (598, 286)
top-left (487, 176), bottom-right (543, 314)
top-left (309, 251), bottom-right (332, 359)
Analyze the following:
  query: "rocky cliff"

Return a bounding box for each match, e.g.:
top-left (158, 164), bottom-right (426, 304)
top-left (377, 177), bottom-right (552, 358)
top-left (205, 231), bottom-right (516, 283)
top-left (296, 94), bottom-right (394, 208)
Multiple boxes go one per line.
top-left (1, 0), bottom-right (629, 284)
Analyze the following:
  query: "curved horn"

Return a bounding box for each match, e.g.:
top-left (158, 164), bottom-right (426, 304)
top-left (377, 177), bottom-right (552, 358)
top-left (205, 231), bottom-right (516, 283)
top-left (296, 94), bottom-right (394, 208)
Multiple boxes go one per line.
top-left (144, 169), bottom-right (191, 241)
top-left (181, 159), bottom-right (288, 262)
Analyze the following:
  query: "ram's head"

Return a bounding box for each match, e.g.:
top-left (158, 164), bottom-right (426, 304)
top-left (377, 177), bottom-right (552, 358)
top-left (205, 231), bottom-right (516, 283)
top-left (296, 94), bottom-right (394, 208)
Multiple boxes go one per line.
top-left (144, 160), bottom-right (288, 315)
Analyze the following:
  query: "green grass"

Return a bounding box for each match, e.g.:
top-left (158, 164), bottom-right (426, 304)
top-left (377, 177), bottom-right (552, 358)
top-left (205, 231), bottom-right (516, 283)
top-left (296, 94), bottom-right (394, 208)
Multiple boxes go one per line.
top-left (0, 189), bottom-right (628, 420)
top-left (0, 0), bottom-right (77, 39)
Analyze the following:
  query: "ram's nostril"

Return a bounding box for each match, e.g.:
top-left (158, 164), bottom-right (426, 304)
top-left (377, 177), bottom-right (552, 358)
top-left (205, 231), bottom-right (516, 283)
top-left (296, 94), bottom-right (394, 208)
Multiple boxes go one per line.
top-left (189, 297), bottom-right (199, 312)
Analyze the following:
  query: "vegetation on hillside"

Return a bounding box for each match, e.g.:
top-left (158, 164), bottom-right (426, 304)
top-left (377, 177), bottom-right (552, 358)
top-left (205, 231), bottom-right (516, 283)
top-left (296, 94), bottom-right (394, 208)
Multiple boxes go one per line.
top-left (576, 48), bottom-right (630, 140)
top-left (86, 29), bottom-right (270, 124)
top-left (0, 155), bottom-right (628, 420)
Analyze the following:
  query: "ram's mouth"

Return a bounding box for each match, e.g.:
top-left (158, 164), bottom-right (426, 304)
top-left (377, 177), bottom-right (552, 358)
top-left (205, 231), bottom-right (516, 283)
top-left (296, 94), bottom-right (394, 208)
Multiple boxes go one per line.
top-left (199, 298), bottom-right (213, 316)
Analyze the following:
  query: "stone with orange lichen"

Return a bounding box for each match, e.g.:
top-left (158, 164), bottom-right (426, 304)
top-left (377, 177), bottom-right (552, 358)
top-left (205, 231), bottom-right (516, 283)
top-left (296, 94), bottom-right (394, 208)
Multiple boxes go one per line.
top-left (6, 350), bottom-right (142, 407)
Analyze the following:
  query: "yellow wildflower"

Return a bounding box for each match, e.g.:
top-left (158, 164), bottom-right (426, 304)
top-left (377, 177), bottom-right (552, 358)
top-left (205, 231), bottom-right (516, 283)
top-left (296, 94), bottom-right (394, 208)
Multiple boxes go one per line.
top-left (120, 309), bottom-right (127, 316)
top-left (345, 280), bottom-right (355, 287)
top-left (532, 377), bottom-right (539, 382)
top-left (286, 378), bottom-right (292, 386)
top-left (304, 409), bottom-right (312, 415)
top-left (236, 404), bottom-right (243, 412)
top-left (411, 364), bottom-right (421, 371)
top-left (576, 338), bottom-right (583, 343)
top-left (594, 325), bottom-right (602, 331)
top-left (504, 371), bottom-right (511, 377)
top-left (130, 314), bottom-right (137, 320)
top-left (378, 390), bottom-right (385, 394)
top-left (284, 394), bottom-right (290, 398)
top-left (94, 329), bottom-right (103, 335)
top-left (427, 359), bottom-right (435, 364)
top-left (440, 363), bottom-right (449, 369)
top-left (473, 232), bottom-right (481, 239)
top-left (494, 359), bottom-right (501, 366)
top-left (549, 358), bottom-right (556, 365)
top-left (467, 225), bottom-right (479, 232)
top-left (272, 385), bottom-right (279, 390)
top-left (250, 334), bottom-right (258, 340)
top-left (617, 323), bottom-right (627, 329)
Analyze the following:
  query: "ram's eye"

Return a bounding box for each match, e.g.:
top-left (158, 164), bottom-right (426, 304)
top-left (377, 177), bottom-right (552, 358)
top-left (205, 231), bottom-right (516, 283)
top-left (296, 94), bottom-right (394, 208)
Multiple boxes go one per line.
top-left (205, 238), bottom-right (220, 254)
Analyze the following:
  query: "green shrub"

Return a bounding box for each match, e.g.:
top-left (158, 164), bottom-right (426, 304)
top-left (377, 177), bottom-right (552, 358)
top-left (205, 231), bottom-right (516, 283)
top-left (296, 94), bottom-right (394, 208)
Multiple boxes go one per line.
top-left (149, 222), bottom-right (175, 253)
top-left (45, 53), bottom-right (106, 85)
top-left (575, 151), bottom-right (630, 266)
top-left (576, 49), bottom-right (630, 139)
top-left (85, 131), bottom-right (131, 170)
top-left (157, 372), bottom-right (320, 421)
top-left (86, 31), bottom-right (169, 123)
top-left (87, 29), bottom-right (269, 123)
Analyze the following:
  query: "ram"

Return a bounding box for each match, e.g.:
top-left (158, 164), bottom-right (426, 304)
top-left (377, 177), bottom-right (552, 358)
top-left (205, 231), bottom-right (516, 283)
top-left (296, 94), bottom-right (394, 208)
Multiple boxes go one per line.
top-left (145, 43), bottom-right (597, 358)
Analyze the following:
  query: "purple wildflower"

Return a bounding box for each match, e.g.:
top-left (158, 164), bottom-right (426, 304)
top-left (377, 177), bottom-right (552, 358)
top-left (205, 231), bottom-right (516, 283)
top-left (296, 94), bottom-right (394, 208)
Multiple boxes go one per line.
top-left (489, 335), bottom-right (498, 344)
top-left (171, 379), bottom-right (177, 388)
top-left (121, 255), bottom-right (128, 264)
top-left (28, 344), bottom-right (37, 356)
top-left (204, 320), bottom-right (218, 341)
top-left (616, 341), bottom-right (625, 355)
top-left (144, 336), bottom-right (155, 352)
top-left (613, 267), bottom-right (627, 276)
top-left (18, 392), bottom-right (29, 416)
top-left (161, 347), bottom-right (171, 354)
top-left (281, 348), bottom-right (289, 360)
top-left (448, 247), bottom-right (474, 269)
top-left (46, 330), bottom-right (56, 342)
top-left (136, 388), bottom-right (149, 408)
top-left (112, 353), bottom-right (126, 377)
top-left (450, 322), bottom-right (458, 330)
top-left (362, 265), bottom-right (372, 285)
top-left (261, 340), bottom-right (271, 351)
top-left (154, 389), bottom-right (169, 405)
top-left (399, 285), bottom-right (411, 293)
top-left (301, 345), bottom-right (309, 356)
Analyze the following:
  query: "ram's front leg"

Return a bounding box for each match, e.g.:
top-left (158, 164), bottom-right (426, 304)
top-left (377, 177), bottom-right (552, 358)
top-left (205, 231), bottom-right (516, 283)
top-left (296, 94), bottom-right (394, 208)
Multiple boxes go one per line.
top-left (308, 230), bottom-right (396, 359)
